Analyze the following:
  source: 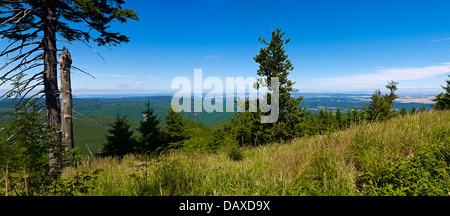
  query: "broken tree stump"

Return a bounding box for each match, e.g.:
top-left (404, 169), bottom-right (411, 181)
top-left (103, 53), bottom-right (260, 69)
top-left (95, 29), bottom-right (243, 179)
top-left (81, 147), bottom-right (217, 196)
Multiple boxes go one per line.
top-left (59, 46), bottom-right (74, 157)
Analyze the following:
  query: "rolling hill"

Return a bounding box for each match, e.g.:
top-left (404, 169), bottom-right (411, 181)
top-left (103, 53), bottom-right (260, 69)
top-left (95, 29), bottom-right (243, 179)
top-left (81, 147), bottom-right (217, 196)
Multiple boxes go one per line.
top-left (1, 94), bottom-right (435, 156)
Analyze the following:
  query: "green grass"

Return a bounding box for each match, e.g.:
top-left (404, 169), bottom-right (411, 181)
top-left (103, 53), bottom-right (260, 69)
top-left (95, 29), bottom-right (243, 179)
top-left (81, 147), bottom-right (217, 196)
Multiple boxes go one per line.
top-left (61, 110), bottom-right (449, 196)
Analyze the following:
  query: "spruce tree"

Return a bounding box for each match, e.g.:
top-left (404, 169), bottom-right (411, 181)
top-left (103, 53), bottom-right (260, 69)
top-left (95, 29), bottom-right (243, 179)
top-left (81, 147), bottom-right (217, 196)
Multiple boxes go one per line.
top-left (410, 106), bottom-right (417, 115)
top-left (234, 29), bottom-right (305, 145)
top-left (363, 80), bottom-right (398, 121)
top-left (352, 108), bottom-right (363, 124)
top-left (137, 100), bottom-right (161, 154)
top-left (432, 74), bottom-right (450, 110)
top-left (364, 89), bottom-right (390, 121)
top-left (345, 109), bottom-right (353, 126)
top-left (419, 106), bottom-right (427, 113)
top-left (163, 109), bottom-right (188, 149)
top-left (318, 109), bottom-right (328, 134)
top-left (101, 115), bottom-right (136, 157)
top-left (253, 29), bottom-right (303, 121)
top-left (335, 108), bottom-right (343, 129)
top-left (399, 106), bottom-right (408, 116)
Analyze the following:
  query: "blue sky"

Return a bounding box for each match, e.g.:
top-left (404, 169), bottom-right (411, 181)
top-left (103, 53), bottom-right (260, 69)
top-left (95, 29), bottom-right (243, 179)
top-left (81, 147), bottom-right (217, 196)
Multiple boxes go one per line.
top-left (37, 1), bottom-right (450, 94)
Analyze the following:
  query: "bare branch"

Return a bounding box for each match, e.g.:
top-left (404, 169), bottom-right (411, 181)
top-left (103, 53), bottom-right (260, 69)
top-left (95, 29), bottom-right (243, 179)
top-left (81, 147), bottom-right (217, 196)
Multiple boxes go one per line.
top-left (0, 9), bottom-right (33, 34)
top-left (81, 40), bottom-right (106, 63)
top-left (72, 65), bottom-right (95, 79)
top-left (0, 46), bottom-right (40, 72)
top-left (0, 9), bottom-right (27, 25)
top-left (56, 39), bottom-right (80, 47)
top-left (0, 41), bottom-right (41, 57)
top-left (0, 8), bottom-right (34, 15)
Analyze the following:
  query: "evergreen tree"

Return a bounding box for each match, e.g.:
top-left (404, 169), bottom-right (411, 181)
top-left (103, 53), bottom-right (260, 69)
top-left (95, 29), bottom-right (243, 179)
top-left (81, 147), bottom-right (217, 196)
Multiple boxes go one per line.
top-left (101, 115), bottom-right (136, 157)
top-left (364, 89), bottom-right (390, 121)
top-left (335, 108), bottom-right (343, 129)
top-left (163, 109), bottom-right (188, 149)
top-left (385, 80), bottom-right (400, 102)
top-left (137, 100), bottom-right (161, 154)
top-left (301, 112), bottom-right (318, 136)
top-left (234, 29), bottom-right (305, 145)
top-left (432, 74), bottom-right (450, 110)
top-left (399, 106), bottom-right (408, 116)
top-left (419, 106), bottom-right (427, 113)
top-left (328, 109), bottom-right (337, 130)
top-left (254, 29), bottom-right (300, 116)
top-left (345, 108), bottom-right (353, 126)
top-left (318, 109), bottom-right (328, 134)
top-left (363, 80), bottom-right (398, 121)
top-left (352, 108), bottom-right (364, 124)
top-left (410, 106), bottom-right (417, 115)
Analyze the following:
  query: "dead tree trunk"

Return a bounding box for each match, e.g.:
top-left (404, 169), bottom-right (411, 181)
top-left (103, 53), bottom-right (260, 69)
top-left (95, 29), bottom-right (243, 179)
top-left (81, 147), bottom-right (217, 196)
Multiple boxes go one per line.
top-left (59, 46), bottom-right (74, 161)
top-left (43, 0), bottom-right (63, 172)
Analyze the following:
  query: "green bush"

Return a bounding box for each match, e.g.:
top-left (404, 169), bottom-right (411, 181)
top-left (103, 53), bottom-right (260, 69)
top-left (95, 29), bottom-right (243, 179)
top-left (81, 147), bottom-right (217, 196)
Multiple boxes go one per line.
top-left (227, 145), bottom-right (244, 162)
top-left (357, 140), bottom-right (450, 196)
top-left (49, 169), bottom-right (103, 196)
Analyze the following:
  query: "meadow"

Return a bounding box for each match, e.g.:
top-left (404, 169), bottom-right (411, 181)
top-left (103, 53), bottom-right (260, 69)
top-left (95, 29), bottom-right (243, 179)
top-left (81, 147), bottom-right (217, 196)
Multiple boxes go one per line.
top-left (60, 110), bottom-right (450, 196)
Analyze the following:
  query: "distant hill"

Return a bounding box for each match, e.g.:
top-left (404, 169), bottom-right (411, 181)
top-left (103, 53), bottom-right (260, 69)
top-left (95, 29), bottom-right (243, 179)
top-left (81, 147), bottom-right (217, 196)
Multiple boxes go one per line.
top-left (1, 94), bottom-right (435, 156)
top-left (1, 93), bottom-right (435, 121)
top-left (71, 94), bottom-right (434, 122)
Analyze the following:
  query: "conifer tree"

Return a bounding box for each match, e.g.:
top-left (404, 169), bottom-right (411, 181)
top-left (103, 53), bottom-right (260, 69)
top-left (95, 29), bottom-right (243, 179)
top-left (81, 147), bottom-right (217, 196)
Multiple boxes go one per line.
top-left (410, 106), bottom-right (417, 115)
top-left (253, 29), bottom-right (303, 121)
top-left (234, 29), bottom-right (305, 145)
top-left (364, 89), bottom-right (390, 121)
top-left (101, 115), bottom-right (136, 157)
top-left (352, 108), bottom-right (363, 124)
top-left (363, 80), bottom-right (398, 121)
top-left (345, 109), bottom-right (353, 126)
top-left (399, 106), bottom-right (408, 116)
top-left (163, 108), bottom-right (188, 149)
top-left (432, 74), bottom-right (450, 110)
top-left (335, 108), bottom-right (343, 129)
top-left (419, 106), bottom-right (427, 113)
top-left (137, 100), bottom-right (161, 154)
top-left (318, 109), bottom-right (328, 134)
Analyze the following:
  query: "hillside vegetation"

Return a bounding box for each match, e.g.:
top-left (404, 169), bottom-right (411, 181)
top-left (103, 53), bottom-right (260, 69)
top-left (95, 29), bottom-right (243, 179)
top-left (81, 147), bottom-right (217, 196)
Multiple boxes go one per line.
top-left (60, 110), bottom-right (450, 196)
top-left (72, 115), bottom-right (214, 155)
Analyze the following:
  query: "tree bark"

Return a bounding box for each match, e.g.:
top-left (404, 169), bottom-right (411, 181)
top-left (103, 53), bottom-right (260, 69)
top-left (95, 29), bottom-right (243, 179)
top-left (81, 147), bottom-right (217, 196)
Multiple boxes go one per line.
top-left (60, 46), bottom-right (74, 159)
top-left (42, 0), bottom-right (62, 172)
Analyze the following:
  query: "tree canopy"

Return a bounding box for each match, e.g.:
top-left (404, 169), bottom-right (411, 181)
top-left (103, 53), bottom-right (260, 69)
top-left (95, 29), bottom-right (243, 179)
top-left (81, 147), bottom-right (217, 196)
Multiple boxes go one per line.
top-left (363, 80), bottom-right (399, 121)
top-left (137, 100), bottom-right (162, 154)
top-left (234, 29), bottom-right (306, 145)
top-left (100, 115), bottom-right (136, 157)
top-left (433, 74), bottom-right (450, 110)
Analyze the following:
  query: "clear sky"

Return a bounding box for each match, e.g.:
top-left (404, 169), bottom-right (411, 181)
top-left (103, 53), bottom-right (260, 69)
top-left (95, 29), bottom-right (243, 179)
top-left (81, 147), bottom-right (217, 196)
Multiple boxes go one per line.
top-left (23, 0), bottom-right (450, 94)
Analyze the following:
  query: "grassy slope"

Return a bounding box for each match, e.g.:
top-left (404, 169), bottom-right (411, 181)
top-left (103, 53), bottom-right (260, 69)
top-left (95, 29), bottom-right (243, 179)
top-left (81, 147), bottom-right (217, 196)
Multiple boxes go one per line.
top-left (63, 110), bottom-right (450, 196)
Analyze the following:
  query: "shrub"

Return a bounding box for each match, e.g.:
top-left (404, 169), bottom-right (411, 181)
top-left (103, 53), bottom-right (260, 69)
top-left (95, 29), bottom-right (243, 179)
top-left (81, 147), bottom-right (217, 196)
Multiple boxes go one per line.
top-left (0, 101), bottom-right (99, 196)
top-left (227, 145), bottom-right (244, 162)
top-left (357, 140), bottom-right (450, 196)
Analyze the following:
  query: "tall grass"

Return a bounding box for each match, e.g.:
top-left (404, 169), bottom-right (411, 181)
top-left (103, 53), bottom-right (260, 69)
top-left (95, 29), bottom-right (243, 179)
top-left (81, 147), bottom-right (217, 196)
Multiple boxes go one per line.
top-left (61, 110), bottom-right (450, 196)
